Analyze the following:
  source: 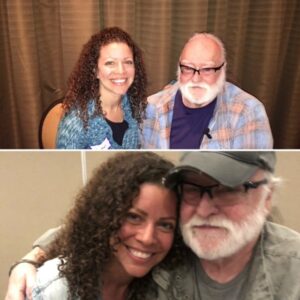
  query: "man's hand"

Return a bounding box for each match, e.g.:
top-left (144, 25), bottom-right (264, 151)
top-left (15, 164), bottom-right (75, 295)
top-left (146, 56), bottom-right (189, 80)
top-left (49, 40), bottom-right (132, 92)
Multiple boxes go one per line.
top-left (5, 262), bottom-right (37, 300)
top-left (5, 247), bottom-right (46, 300)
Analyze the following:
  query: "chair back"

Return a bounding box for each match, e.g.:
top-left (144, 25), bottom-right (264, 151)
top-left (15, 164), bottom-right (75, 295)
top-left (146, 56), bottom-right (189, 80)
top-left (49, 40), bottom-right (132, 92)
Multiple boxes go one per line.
top-left (38, 99), bottom-right (64, 149)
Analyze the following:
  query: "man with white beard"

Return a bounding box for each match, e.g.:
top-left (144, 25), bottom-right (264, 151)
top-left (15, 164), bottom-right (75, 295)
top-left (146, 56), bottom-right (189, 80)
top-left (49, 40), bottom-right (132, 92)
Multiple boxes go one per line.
top-left (5, 152), bottom-right (300, 300)
top-left (153, 151), bottom-right (300, 299)
top-left (142, 33), bottom-right (273, 149)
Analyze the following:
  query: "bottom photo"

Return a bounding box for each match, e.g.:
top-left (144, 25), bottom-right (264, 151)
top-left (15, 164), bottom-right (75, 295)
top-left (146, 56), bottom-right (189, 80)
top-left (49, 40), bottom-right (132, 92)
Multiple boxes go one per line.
top-left (2, 151), bottom-right (300, 300)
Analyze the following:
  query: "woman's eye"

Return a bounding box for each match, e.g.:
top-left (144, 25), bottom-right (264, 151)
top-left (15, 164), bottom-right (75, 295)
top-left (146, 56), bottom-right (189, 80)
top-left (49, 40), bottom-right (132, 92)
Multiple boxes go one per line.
top-left (124, 60), bottom-right (133, 65)
top-left (126, 212), bottom-right (142, 223)
top-left (105, 61), bottom-right (115, 66)
top-left (159, 222), bottom-right (175, 232)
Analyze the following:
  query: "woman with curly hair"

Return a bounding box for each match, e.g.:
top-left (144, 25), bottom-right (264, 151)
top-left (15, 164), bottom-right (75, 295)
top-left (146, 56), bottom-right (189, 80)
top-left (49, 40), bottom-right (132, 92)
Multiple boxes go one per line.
top-left (19, 152), bottom-right (185, 299)
top-left (56, 27), bottom-right (147, 149)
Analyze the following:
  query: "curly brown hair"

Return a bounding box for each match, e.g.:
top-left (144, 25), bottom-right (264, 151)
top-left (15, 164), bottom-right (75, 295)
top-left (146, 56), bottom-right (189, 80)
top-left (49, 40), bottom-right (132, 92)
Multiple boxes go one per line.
top-left (63, 27), bottom-right (147, 126)
top-left (48, 152), bottom-right (186, 300)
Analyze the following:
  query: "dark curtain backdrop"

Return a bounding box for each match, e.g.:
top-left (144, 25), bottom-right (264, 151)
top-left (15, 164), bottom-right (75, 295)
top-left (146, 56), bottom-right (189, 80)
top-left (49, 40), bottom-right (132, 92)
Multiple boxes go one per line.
top-left (1, 0), bottom-right (299, 148)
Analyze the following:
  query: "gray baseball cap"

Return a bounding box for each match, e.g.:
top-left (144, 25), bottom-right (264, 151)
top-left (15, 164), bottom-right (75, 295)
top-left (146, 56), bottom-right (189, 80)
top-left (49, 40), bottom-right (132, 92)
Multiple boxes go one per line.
top-left (164, 151), bottom-right (276, 188)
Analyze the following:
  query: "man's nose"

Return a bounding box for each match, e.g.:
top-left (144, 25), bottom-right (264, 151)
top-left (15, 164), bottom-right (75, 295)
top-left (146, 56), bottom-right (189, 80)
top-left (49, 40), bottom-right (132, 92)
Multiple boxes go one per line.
top-left (191, 70), bottom-right (203, 82)
top-left (195, 193), bottom-right (219, 218)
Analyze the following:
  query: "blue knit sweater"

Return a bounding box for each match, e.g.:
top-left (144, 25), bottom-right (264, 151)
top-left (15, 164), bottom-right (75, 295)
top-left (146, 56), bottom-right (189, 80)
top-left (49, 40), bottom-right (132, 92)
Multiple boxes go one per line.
top-left (56, 95), bottom-right (140, 149)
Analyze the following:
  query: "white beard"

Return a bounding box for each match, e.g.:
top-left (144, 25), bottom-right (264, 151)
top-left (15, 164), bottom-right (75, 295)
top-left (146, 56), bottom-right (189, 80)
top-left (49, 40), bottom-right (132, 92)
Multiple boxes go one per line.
top-left (180, 200), bottom-right (268, 260)
top-left (178, 69), bottom-right (226, 107)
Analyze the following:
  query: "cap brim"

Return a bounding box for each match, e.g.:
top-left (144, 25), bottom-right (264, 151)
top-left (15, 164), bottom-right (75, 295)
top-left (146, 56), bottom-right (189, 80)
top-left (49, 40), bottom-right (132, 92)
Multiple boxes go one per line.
top-left (165, 152), bottom-right (259, 188)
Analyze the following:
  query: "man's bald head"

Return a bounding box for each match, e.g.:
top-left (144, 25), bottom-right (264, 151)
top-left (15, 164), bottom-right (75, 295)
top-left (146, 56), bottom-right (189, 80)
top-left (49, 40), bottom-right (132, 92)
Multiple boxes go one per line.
top-left (180, 33), bottom-right (226, 66)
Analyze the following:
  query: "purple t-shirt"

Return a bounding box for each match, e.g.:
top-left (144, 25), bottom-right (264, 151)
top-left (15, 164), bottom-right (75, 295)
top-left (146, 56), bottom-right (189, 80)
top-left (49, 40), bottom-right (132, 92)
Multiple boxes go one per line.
top-left (170, 90), bottom-right (216, 149)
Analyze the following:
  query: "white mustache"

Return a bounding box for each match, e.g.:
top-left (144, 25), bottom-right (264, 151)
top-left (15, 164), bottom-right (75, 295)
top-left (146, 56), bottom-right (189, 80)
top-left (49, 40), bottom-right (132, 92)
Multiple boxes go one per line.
top-left (187, 216), bottom-right (235, 231)
top-left (185, 82), bottom-right (210, 89)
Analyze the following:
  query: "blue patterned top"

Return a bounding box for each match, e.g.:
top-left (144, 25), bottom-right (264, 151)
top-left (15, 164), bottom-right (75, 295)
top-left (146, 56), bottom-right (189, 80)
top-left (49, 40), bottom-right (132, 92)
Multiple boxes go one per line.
top-left (56, 94), bottom-right (140, 149)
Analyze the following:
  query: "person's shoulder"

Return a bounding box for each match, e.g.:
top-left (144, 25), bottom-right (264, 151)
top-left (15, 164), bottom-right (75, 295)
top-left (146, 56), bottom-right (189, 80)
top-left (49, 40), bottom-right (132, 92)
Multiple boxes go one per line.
top-left (151, 254), bottom-right (197, 299)
top-left (222, 82), bottom-right (263, 106)
top-left (147, 82), bottom-right (179, 107)
top-left (32, 258), bottom-right (69, 299)
top-left (262, 222), bottom-right (300, 298)
top-left (264, 221), bottom-right (300, 258)
top-left (36, 257), bottom-right (62, 282)
top-left (151, 252), bottom-right (196, 288)
top-left (64, 99), bottom-right (97, 116)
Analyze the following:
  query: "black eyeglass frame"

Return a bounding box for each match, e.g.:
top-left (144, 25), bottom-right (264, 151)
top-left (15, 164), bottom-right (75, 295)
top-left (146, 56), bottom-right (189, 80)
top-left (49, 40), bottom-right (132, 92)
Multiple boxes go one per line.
top-left (179, 178), bottom-right (269, 200)
top-left (179, 62), bottom-right (225, 76)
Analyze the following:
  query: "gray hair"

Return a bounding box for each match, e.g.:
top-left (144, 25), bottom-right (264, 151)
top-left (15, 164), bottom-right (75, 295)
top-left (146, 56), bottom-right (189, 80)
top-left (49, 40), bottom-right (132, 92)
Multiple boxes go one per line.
top-left (187, 32), bottom-right (227, 63)
top-left (263, 171), bottom-right (282, 209)
top-left (266, 172), bottom-right (282, 189)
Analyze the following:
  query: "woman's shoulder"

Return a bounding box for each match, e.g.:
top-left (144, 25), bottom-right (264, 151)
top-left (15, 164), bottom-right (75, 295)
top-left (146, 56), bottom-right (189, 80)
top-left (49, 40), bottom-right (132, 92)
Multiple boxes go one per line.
top-left (65, 99), bottom-right (97, 116)
top-left (32, 258), bottom-right (70, 299)
top-left (58, 99), bottom-right (99, 130)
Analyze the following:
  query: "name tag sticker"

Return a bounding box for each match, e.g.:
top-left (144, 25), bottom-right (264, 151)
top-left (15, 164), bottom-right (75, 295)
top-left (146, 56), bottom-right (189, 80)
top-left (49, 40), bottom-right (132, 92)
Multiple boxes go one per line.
top-left (90, 138), bottom-right (111, 150)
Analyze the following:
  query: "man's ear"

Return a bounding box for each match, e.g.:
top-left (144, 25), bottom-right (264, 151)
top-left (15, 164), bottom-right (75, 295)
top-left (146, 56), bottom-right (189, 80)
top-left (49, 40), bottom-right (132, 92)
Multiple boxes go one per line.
top-left (264, 185), bottom-right (274, 212)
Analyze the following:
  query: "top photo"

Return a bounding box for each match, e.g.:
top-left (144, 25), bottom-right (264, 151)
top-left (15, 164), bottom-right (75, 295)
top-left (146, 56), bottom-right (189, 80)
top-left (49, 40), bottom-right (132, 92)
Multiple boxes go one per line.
top-left (1, 0), bottom-right (299, 149)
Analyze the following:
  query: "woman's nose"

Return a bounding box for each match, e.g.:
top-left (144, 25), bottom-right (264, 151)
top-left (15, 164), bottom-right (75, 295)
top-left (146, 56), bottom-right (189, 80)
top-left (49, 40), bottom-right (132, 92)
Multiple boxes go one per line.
top-left (115, 62), bottom-right (125, 74)
top-left (136, 223), bottom-right (156, 246)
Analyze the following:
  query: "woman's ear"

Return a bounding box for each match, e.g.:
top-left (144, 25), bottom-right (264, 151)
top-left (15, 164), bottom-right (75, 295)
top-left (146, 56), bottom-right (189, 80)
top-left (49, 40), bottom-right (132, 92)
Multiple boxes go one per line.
top-left (95, 67), bottom-right (99, 79)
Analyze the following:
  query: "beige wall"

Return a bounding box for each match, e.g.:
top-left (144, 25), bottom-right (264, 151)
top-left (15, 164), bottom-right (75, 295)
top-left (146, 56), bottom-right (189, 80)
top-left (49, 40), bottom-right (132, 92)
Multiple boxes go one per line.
top-left (272, 151), bottom-right (300, 230)
top-left (1, 151), bottom-right (299, 298)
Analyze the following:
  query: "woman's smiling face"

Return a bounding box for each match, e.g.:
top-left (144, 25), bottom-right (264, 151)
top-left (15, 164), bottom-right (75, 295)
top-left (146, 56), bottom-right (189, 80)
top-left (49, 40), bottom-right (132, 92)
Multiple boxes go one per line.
top-left (110, 183), bottom-right (177, 278)
top-left (97, 42), bottom-right (135, 98)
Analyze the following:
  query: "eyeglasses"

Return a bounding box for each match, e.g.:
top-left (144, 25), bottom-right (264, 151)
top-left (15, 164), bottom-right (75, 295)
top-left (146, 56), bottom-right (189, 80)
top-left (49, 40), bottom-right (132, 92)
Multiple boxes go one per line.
top-left (179, 62), bottom-right (225, 77)
top-left (180, 179), bottom-right (268, 207)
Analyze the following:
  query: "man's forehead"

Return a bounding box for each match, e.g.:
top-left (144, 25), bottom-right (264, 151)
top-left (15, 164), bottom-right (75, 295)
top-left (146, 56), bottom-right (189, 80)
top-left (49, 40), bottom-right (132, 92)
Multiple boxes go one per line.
top-left (181, 169), bottom-right (266, 186)
top-left (180, 36), bottom-right (222, 64)
top-left (182, 171), bottom-right (219, 185)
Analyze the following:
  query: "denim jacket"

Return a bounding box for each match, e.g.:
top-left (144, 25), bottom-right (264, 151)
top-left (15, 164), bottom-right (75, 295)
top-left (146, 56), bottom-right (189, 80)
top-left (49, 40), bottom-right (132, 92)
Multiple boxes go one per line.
top-left (151, 222), bottom-right (300, 300)
top-left (31, 258), bottom-right (78, 300)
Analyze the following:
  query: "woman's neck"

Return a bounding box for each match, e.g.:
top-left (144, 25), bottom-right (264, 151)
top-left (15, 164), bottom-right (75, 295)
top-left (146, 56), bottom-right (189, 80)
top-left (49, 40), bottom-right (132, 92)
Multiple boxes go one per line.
top-left (99, 89), bottom-right (122, 109)
top-left (102, 260), bottom-right (134, 300)
top-left (99, 94), bottom-right (124, 122)
top-left (102, 282), bottom-right (128, 300)
top-left (101, 97), bottom-right (122, 110)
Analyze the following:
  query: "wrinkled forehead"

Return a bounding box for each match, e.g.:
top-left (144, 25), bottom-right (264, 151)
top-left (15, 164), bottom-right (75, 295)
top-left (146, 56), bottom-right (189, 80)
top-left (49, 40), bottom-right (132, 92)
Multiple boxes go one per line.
top-left (180, 36), bottom-right (223, 65)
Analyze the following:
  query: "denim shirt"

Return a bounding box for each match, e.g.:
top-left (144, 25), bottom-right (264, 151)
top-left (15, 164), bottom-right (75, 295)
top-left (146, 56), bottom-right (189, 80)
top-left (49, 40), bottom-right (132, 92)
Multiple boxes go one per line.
top-left (151, 222), bottom-right (300, 300)
top-left (31, 258), bottom-right (158, 300)
top-left (31, 258), bottom-right (79, 300)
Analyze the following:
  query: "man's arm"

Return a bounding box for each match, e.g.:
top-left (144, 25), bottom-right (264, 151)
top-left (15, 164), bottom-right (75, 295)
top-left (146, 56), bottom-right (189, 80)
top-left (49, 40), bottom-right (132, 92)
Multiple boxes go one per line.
top-left (5, 247), bottom-right (45, 300)
top-left (232, 100), bottom-right (273, 149)
top-left (5, 226), bottom-right (61, 300)
top-left (141, 82), bottom-right (178, 149)
top-left (32, 226), bottom-right (62, 251)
